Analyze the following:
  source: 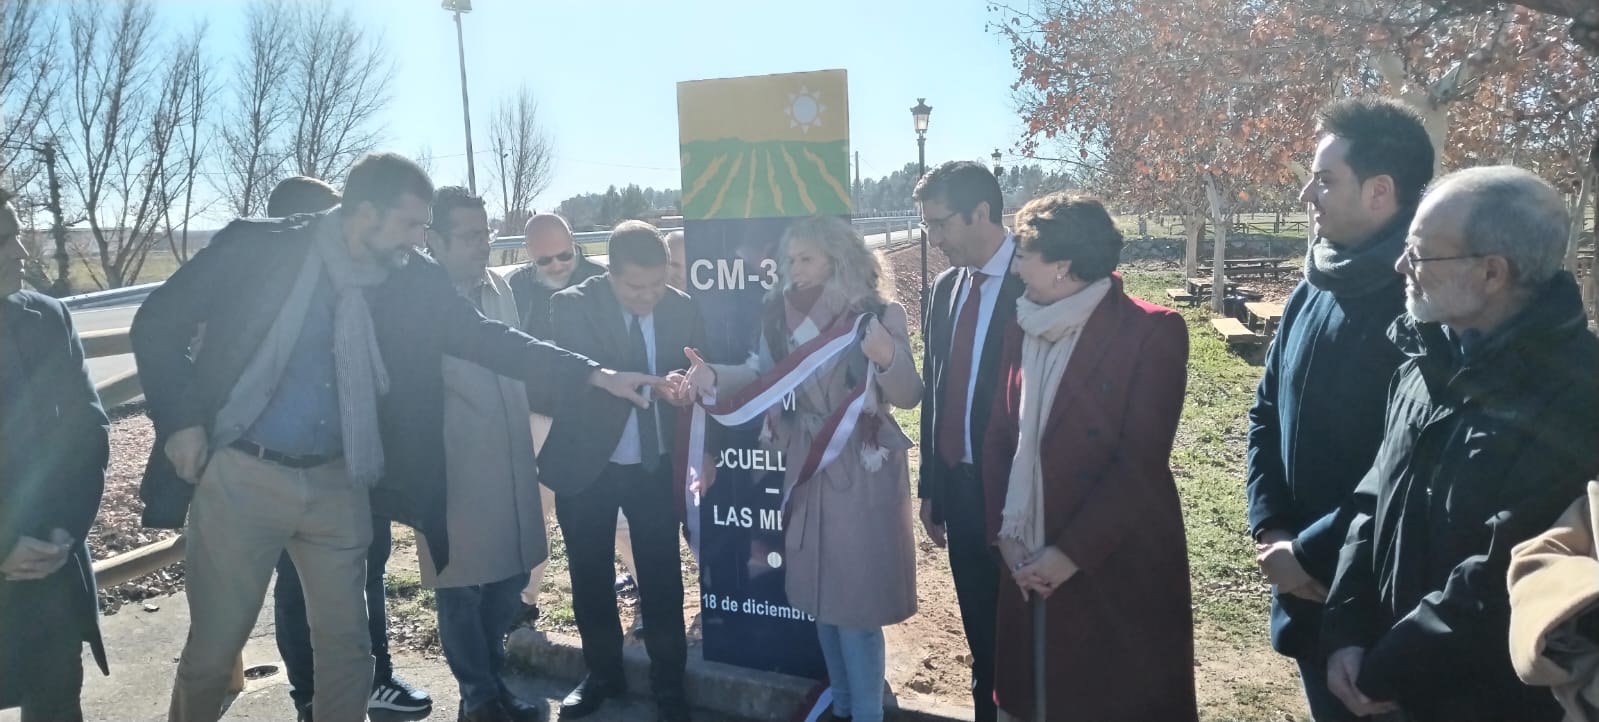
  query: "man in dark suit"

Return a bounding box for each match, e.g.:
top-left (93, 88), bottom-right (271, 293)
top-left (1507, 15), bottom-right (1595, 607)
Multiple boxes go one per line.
top-left (0, 186), bottom-right (110, 722)
top-left (914, 161), bottom-right (1020, 722)
top-left (541, 221), bottom-right (705, 722)
top-left (132, 153), bottom-right (658, 722)
top-left (505, 213), bottom-right (606, 338)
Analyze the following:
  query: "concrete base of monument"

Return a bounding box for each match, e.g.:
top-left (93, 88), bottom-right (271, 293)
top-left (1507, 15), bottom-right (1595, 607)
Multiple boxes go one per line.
top-left (507, 627), bottom-right (971, 722)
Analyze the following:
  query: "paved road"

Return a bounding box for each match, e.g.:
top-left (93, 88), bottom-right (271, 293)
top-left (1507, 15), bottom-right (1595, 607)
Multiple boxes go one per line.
top-left (75, 304), bottom-right (138, 387)
top-left (0, 582), bottom-right (681, 722)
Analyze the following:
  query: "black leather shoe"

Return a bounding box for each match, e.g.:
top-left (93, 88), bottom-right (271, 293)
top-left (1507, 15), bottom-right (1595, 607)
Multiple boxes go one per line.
top-left (559, 675), bottom-right (626, 719)
top-left (498, 687), bottom-right (544, 722)
top-left (656, 694), bottom-right (692, 722)
top-left (457, 699), bottom-right (509, 722)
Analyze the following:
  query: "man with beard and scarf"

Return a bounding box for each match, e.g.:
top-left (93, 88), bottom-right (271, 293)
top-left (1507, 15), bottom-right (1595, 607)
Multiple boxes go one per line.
top-left (1244, 96), bottom-right (1433, 722)
top-left (132, 153), bottom-right (661, 722)
top-left (1321, 166), bottom-right (1599, 722)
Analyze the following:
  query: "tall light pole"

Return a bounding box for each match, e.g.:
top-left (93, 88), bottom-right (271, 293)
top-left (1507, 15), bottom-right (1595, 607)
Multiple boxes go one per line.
top-left (444, 0), bottom-right (477, 194)
top-left (911, 98), bottom-right (932, 303)
top-left (992, 148), bottom-right (1003, 178)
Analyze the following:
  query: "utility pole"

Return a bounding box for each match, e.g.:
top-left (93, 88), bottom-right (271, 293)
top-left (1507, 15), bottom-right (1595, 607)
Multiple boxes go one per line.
top-left (853, 151), bottom-right (861, 213)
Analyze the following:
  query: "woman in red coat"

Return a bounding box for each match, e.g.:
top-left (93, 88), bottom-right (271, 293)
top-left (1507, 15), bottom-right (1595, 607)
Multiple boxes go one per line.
top-left (982, 192), bottom-right (1196, 721)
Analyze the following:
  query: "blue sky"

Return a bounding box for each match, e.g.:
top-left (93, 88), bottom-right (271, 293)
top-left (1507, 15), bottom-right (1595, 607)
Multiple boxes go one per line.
top-left (159, 0), bottom-right (1025, 219)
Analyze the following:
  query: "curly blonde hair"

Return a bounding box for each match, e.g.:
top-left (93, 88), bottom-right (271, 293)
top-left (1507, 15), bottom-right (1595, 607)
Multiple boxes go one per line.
top-left (771, 215), bottom-right (893, 311)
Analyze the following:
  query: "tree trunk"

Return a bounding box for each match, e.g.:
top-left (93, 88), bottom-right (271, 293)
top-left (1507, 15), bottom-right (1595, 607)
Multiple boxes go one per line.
top-left (1568, 172), bottom-right (1592, 273)
top-left (1183, 213), bottom-right (1205, 279)
top-left (42, 145), bottom-right (72, 296)
top-left (1203, 175), bottom-right (1230, 314)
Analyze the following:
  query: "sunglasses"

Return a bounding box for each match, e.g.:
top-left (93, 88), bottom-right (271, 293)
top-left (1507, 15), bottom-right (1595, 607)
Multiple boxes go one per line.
top-left (534, 250), bottom-right (575, 266)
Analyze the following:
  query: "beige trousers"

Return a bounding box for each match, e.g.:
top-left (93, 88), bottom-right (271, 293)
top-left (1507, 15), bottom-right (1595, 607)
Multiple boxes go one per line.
top-left (169, 447), bottom-right (374, 722)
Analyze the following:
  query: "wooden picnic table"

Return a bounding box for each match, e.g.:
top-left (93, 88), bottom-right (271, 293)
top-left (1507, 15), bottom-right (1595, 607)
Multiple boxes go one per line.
top-left (1245, 302), bottom-right (1285, 337)
top-left (1203, 257), bottom-right (1291, 281)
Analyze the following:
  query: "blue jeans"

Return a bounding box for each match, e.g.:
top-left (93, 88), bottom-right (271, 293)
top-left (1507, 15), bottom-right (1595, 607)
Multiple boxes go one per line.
top-left (816, 623), bottom-right (885, 722)
top-left (274, 518), bottom-right (392, 710)
top-left (435, 572), bottom-right (530, 710)
top-left (1297, 656), bottom-right (1357, 722)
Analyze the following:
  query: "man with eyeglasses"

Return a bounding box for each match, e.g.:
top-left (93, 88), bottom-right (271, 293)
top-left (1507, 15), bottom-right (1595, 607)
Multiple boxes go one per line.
top-left (417, 186), bottom-right (546, 722)
top-left (1319, 165), bottom-right (1599, 722)
top-left (912, 160), bottom-right (1018, 722)
top-left (1245, 96), bottom-right (1433, 722)
top-left (506, 213), bottom-right (607, 339)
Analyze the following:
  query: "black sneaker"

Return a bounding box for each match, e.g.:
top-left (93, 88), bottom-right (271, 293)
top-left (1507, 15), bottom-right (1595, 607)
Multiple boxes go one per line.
top-left (614, 573), bottom-right (637, 594)
top-left (370, 674), bottom-right (433, 713)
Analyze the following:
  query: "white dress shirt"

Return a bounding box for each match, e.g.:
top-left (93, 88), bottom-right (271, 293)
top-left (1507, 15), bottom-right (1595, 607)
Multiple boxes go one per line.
top-left (610, 310), bottom-right (660, 464)
top-left (950, 231), bottom-right (1015, 464)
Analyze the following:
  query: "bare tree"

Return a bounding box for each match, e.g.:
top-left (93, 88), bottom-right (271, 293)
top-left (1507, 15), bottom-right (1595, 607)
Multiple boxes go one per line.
top-left (288, 0), bottom-right (393, 184)
top-left (488, 85), bottom-right (554, 232)
top-left (158, 23), bottom-right (214, 263)
top-left (56, 0), bottom-right (199, 289)
top-left (0, 0), bottom-right (60, 185)
top-left (216, 0), bottom-right (295, 217)
top-left (415, 144), bottom-right (436, 178)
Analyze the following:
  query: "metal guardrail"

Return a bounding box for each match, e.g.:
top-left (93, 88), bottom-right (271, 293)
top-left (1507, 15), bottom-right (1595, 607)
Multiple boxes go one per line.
top-left (61, 281), bottom-right (164, 311)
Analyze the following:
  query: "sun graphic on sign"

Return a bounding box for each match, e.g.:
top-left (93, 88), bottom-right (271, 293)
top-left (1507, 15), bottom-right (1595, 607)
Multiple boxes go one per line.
top-left (784, 86), bottom-right (825, 133)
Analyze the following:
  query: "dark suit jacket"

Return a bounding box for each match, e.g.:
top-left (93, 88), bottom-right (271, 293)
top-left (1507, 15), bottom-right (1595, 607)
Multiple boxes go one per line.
top-left (539, 274), bottom-right (706, 496)
top-left (0, 291), bottom-right (109, 678)
top-left (131, 211), bottom-right (598, 571)
top-left (918, 263), bottom-right (1024, 525)
top-left (505, 255), bottom-right (607, 339)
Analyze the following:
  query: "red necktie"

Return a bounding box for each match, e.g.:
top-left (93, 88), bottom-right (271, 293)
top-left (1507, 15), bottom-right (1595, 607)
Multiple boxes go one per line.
top-left (939, 271), bottom-right (987, 468)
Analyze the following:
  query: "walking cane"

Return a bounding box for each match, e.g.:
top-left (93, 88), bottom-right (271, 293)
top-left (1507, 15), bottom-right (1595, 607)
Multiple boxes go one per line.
top-left (1033, 592), bottom-right (1046, 721)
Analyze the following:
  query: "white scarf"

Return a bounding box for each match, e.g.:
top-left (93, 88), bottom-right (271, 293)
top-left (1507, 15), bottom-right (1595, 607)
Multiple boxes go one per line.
top-left (999, 277), bottom-right (1112, 552)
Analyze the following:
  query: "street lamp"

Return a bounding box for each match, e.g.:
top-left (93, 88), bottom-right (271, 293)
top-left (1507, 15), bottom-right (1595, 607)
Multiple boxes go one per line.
top-left (443, 0), bottom-right (477, 194)
top-left (911, 97), bottom-right (932, 303)
top-left (992, 149), bottom-right (1003, 178)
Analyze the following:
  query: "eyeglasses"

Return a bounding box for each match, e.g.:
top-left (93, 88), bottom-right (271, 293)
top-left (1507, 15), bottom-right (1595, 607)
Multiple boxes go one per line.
top-left (534, 250), bottom-right (575, 266)
top-left (918, 210), bottom-right (961, 234)
top-left (1404, 248), bottom-right (1486, 266)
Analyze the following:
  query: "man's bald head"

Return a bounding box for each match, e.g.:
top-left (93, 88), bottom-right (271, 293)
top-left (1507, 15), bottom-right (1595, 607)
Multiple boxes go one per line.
top-left (523, 213), bottom-right (579, 288)
top-left (664, 230), bottom-right (686, 290)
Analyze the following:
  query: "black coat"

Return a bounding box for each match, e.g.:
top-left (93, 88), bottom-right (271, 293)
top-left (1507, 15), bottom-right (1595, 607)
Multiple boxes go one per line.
top-left (0, 291), bottom-right (109, 680)
top-left (505, 256), bottom-right (607, 340)
top-left (537, 274), bottom-right (705, 496)
top-left (1245, 271), bottom-right (1407, 659)
top-left (130, 211), bottom-right (598, 571)
top-left (917, 264), bottom-right (1023, 525)
top-left (1322, 272), bottom-right (1599, 722)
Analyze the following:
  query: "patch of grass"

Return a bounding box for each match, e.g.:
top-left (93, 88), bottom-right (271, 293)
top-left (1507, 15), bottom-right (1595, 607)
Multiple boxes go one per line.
top-left (1122, 271), bottom-right (1271, 643)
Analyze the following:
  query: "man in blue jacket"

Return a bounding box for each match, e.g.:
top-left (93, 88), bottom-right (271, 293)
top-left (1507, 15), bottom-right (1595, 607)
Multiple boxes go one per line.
top-left (0, 187), bottom-right (109, 722)
top-left (1245, 97), bottom-right (1433, 721)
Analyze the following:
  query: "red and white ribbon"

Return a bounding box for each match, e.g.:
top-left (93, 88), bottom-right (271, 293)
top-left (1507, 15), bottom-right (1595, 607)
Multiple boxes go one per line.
top-left (682, 314), bottom-right (877, 517)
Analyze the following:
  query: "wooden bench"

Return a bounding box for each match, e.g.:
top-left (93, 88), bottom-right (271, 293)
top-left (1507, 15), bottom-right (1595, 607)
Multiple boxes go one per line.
top-left (1245, 302), bottom-right (1285, 337)
top-left (1197, 258), bottom-right (1291, 282)
top-left (1166, 287), bottom-right (1195, 305)
top-left (1211, 317), bottom-right (1262, 345)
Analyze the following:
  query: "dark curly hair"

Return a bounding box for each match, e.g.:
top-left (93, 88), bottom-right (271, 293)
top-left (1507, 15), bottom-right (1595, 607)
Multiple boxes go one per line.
top-left (1014, 193), bottom-right (1123, 282)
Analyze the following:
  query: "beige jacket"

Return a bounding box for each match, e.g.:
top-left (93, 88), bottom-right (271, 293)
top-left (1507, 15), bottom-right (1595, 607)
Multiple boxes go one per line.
top-left (711, 302), bottom-right (923, 628)
top-left (1509, 480), bottom-right (1599, 722)
top-left (418, 269), bottom-right (546, 588)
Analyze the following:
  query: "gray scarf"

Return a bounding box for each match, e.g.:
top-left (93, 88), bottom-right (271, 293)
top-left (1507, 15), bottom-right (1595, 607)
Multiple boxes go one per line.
top-left (314, 216), bottom-right (391, 487)
top-left (1304, 216), bottom-right (1410, 298)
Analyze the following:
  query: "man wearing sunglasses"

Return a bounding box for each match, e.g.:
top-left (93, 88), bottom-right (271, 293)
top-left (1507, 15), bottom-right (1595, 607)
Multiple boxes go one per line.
top-left (506, 213), bottom-right (606, 340)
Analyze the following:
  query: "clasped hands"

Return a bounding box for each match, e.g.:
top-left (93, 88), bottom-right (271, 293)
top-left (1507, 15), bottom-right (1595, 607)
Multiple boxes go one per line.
top-left (999, 538), bottom-right (1078, 600)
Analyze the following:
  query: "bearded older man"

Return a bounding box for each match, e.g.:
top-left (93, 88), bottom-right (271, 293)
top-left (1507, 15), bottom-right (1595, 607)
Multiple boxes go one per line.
top-left (1320, 165), bottom-right (1599, 722)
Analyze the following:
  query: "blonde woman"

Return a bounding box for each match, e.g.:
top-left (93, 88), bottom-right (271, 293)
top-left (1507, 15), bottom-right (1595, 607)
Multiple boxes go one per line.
top-left (676, 216), bottom-right (922, 722)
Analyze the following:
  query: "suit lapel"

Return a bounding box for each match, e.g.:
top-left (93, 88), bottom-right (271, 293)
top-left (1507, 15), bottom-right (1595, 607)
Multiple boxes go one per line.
top-left (591, 277), bottom-right (632, 365)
